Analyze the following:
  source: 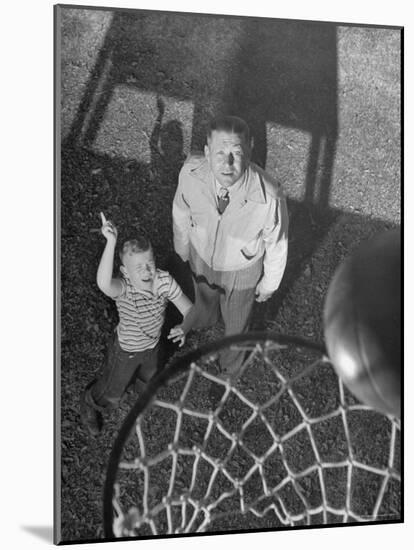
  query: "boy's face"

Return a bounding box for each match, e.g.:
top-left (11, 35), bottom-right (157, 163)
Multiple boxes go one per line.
top-left (121, 249), bottom-right (156, 289)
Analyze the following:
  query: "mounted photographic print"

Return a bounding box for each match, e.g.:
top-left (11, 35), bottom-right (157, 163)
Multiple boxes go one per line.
top-left (54, 3), bottom-right (402, 544)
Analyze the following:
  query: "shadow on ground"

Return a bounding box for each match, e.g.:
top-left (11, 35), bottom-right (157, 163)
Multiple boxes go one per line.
top-left (65, 10), bottom-right (337, 205)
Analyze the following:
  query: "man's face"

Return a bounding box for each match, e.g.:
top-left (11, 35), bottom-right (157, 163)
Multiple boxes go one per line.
top-left (205, 130), bottom-right (250, 188)
top-left (122, 249), bottom-right (156, 289)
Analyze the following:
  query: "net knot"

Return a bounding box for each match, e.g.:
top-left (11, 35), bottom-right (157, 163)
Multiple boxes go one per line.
top-left (215, 459), bottom-right (225, 471)
top-left (168, 442), bottom-right (179, 454)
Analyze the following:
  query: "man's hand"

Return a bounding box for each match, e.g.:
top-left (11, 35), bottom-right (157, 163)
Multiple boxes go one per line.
top-left (100, 212), bottom-right (118, 244)
top-left (167, 325), bottom-right (186, 347)
top-left (255, 279), bottom-right (274, 303)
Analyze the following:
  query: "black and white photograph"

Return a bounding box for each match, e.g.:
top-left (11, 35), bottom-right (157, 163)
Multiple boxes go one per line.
top-left (3, 2), bottom-right (411, 549)
top-left (54, 2), bottom-right (402, 545)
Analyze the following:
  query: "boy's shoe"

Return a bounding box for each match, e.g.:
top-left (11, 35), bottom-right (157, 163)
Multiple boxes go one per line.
top-left (80, 390), bottom-right (103, 435)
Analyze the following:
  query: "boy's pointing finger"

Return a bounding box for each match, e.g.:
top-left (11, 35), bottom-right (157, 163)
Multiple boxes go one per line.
top-left (100, 212), bottom-right (107, 225)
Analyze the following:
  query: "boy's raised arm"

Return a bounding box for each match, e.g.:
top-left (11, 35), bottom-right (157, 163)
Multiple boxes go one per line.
top-left (96, 212), bottom-right (123, 298)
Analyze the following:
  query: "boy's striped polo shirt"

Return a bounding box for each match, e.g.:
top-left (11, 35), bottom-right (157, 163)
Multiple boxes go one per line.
top-left (114, 269), bottom-right (182, 352)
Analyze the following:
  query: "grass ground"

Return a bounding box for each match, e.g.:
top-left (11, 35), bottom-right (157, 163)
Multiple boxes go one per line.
top-left (57, 6), bottom-right (401, 543)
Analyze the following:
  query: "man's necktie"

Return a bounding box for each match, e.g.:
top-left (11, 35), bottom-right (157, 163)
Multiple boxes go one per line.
top-left (217, 188), bottom-right (230, 214)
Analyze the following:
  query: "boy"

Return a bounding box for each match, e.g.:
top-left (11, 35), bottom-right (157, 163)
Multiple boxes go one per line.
top-left (80, 212), bottom-right (192, 435)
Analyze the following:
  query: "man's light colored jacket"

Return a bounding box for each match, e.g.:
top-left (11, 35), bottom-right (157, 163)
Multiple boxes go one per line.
top-left (172, 155), bottom-right (289, 293)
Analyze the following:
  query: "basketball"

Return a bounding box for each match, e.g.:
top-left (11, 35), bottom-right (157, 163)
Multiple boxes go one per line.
top-left (323, 229), bottom-right (401, 418)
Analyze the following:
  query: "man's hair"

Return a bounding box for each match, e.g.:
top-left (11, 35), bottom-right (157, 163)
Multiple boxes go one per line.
top-left (207, 115), bottom-right (250, 145)
top-left (119, 235), bottom-right (152, 263)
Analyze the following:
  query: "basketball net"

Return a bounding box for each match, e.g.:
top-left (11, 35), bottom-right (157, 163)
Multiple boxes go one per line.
top-left (104, 333), bottom-right (401, 537)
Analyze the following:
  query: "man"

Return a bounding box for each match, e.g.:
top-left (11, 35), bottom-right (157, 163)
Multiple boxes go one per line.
top-left (172, 115), bottom-right (288, 374)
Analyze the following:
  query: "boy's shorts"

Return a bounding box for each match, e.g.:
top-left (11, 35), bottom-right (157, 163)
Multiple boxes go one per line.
top-left (88, 331), bottom-right (159, 410)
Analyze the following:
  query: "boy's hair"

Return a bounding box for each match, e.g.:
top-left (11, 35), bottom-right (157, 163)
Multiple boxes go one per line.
top-left (207, 115), bottom-right (250, 145)
top-left (119, 235), bottom-right (152, 263)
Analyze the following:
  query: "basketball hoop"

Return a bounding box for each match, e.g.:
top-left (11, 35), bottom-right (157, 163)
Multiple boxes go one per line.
top-left (103, 332), bottom-right (401, 538)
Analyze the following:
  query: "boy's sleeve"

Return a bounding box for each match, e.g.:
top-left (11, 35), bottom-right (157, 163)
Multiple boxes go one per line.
top-left (111, 277), bottom-right (126, 300)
